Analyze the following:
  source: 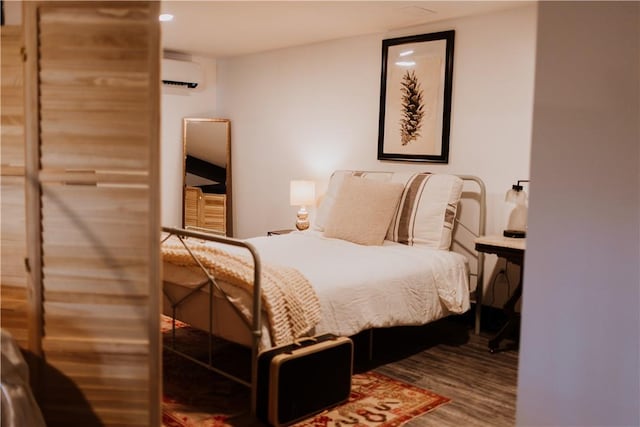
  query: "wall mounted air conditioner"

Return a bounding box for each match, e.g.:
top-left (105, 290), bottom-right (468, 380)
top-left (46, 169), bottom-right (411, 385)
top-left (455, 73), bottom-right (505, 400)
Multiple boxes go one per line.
top-left (161, 58), bottom-right (202, 89)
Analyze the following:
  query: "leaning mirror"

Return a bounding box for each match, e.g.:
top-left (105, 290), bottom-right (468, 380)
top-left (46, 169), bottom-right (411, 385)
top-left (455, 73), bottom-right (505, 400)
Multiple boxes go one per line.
top-left (182, 118), bottom-right (232, 236)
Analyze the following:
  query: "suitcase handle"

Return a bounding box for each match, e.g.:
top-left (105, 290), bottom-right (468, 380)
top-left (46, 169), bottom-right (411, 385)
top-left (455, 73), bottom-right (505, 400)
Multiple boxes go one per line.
top-left (281, 337), bottom-right (318, 355)
top-left (293, 336), bottom-right (318, 347)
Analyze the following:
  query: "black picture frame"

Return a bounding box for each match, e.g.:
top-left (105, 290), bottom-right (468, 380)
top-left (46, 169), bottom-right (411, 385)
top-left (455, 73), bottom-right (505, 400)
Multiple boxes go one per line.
top-left (377, 30), bottom-right (455, 163)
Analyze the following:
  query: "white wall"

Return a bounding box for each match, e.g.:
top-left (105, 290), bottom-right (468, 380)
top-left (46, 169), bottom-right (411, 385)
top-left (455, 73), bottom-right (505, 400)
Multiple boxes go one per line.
top-left (160, 54), bottom-right (218, 227)
top-left (217, 4), bottom-right (537, 299)
top-left (517, 2), bottom-right (639, 426)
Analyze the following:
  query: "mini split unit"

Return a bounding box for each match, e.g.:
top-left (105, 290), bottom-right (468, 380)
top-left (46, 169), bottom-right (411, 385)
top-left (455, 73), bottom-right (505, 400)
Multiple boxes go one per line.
top-left (161, 58), bottom-right (202, 89)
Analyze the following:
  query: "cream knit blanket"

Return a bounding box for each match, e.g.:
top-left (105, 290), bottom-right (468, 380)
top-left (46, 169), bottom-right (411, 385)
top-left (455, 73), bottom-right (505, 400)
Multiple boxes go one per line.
top-left (162, 236), bottom-right (320, 346)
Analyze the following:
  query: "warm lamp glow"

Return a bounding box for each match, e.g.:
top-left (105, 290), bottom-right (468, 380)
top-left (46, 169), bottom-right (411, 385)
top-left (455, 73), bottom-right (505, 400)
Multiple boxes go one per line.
top-left (290, 180), bottom-right (315, 207)
top-left (290, 180), bottom-right (315, 231)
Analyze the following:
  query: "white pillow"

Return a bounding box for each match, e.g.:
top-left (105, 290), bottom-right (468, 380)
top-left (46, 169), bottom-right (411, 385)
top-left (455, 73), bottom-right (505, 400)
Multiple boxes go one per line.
top-left (323, 176), bottom-right (404, 246)
top-left (386, 173), bottom-right (463, 250)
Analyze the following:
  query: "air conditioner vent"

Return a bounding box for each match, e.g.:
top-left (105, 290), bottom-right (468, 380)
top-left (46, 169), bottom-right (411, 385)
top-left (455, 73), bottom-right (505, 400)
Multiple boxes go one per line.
top-left (162, 79), bottom-right (198, 89)
top-left (161, 58), bottom-right (202, 90)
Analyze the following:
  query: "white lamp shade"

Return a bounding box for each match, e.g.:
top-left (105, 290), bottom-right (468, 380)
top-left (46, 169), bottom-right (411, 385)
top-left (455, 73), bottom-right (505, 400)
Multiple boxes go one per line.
top-left (505, 188), bottom-right (528, 204)
top-left (290, 180), bottom-right (315, 206)
top-left (505, 188), bottom-right (528, 232)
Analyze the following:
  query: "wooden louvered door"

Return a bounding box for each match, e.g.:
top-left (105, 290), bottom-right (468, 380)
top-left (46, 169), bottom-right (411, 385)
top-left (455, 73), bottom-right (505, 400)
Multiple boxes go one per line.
top-left (23, 2), bottom-right (161, 426)
top-left (1, 26), bottom-right (29, 348)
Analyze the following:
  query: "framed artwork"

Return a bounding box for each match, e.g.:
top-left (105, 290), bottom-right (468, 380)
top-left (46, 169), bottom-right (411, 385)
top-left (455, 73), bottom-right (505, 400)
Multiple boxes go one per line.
top-left (377, 30), bottom-right (455, 163)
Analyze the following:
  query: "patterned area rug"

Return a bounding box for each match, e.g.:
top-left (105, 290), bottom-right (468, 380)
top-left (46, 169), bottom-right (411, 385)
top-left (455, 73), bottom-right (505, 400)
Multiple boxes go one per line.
top-left (161, 316), bottom-right (450, 426)
top-left (290, 371), bottom-right (450, 427)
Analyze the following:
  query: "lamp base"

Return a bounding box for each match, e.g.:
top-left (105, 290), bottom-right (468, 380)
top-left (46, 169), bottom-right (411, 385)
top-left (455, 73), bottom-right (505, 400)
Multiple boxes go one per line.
top-left (503, 229), bottom-right (526, 238)
top-left (295, 208), bottom-right (309, 231)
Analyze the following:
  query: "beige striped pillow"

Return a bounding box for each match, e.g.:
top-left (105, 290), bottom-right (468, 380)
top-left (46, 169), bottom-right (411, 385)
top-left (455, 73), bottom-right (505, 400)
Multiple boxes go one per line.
top-left (386, 173), bottom-right (463, 250)
top-left (315, 170), bottom-right (462, 250)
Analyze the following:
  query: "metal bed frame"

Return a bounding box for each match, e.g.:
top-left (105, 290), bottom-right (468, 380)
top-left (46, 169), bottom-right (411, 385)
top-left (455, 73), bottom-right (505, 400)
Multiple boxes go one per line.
top-left (161, 227), bottom-right (264, 414)
top-left (456, 175), bottom-right (487, 335)
top-left (161, 174), bottom-right (486, 417)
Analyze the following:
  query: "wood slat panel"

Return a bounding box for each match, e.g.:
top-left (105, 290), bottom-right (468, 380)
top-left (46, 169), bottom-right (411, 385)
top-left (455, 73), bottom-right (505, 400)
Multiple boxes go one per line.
top-left (184, 186), bottom-right (201, 227)
top-left (40, 170), bottom-right (149, 186)
top-left (1, 178), bottom-right (27, 285)
top-left (45, 372), bottom-right (149, 390)
top-left (39, 112), bottom-right (150, 171)
top-left (44, 293), bottom-right (148, 308)
top-left (45, 317), bottom-right (150, 341)
top-left (39, 112), bottom-right (149, 139)
top-left (0, 285), bottom-right (29, 347)
top-left (40, 141), bottom-right (149, 171)
top-left (1, 24), bottom-right (26, 166)
top-left (0, 318), bottom-right (29, 345)
top-left (38, 5), bottom-right (152, 172)
top-left (1, 291), bottom-right (29, 313)
top-left (39, 69), bottom-right (149, 91)
top-left (40, 50), bottom-right (148, 68)
top-left (1, 26), bottom-right (28, 349)
top-left (41, 183), bottom-right (150, 222)
top-left (1, 27), bottom-right (25, 165)
top-left (47, 388), bottom-right (148, 405)
top-left (0, 165), bottom-right (25, 176)
top-left (38, 5), bottom-right (151, 27)
top-left (43, 336), bottom-right (149, 355)
top-left (203, 194), bottom-right (226, 233)
top-left (44, 301), bottom-right (149, 323)
top-left (44, 318), bottom-right (149, 341)
top-left (42, 270), bottom-right (149, 292)
top-left (41, 406), bottom-right (149, 427)
top-left (43, 274), bottom-right (149, 296)
top-left (38, 26), bottom-right (149, 51)
top-left (41, 361), bottom-right (148, 386)
top-left (44, 352), bottom-right (152, 366)
top-left (39, 90), bottom-right (148, 113)
top-left (23, 2), bottom-right (161, 425)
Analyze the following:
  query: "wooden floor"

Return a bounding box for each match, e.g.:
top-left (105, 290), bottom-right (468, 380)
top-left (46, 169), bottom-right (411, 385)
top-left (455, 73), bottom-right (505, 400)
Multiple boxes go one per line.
top-left (352, 317), bottom-right (520, 427)
top-left (166, 314), bottom-right (519, 426)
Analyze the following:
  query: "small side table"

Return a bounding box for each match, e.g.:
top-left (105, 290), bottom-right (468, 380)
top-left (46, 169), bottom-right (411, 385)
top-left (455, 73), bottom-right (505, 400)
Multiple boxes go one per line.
top-left (475, 235), bottom-right (526, 353)
top-left (267, 229), bottom-right (294, 236)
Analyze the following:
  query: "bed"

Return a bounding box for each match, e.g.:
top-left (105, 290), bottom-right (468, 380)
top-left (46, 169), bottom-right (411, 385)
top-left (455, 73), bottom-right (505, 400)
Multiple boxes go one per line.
top-left (161, 170), bottom-right (486, 414)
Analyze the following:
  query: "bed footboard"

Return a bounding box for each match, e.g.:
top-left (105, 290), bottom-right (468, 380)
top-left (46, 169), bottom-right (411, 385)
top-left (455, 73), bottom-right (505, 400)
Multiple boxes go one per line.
top-left (161, 226), bottom-right (262, 415)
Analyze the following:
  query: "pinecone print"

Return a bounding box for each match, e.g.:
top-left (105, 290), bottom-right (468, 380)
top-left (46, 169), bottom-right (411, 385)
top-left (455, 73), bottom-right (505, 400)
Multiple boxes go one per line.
top-left (399, 70), bottom-right (424, 146)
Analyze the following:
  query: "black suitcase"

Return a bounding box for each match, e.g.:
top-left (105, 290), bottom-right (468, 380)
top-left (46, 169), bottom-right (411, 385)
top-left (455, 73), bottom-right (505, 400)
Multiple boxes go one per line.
top-left (256, 334), bottom-right (353, 426)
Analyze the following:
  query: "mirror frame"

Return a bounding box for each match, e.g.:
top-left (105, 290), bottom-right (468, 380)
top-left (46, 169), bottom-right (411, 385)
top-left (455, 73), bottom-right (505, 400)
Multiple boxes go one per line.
top-left (182, 117), bottom-right (232, 236)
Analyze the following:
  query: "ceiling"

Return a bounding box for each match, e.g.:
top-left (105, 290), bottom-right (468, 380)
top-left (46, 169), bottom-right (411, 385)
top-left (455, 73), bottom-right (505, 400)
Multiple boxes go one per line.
top-left (160, 1), bottom-right (528, 58)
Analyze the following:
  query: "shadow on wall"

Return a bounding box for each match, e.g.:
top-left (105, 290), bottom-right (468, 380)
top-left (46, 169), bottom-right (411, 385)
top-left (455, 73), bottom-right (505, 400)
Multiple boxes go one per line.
top-left (2, 328), bottom-right (103, 427)
top-left (21, 350), bottom-right (104, 427)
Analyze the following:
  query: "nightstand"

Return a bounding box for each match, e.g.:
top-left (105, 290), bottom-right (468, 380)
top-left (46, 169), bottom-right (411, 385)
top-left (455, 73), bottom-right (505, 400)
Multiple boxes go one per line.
top-left (475, 235), bottom-right (526, 353)
top-left (267, 229), bottom-right (294, 236)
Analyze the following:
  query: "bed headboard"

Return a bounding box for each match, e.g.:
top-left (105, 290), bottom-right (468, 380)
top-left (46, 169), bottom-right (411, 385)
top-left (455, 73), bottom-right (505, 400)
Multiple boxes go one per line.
top-left (317, 170), bottom-right (486, 334)
top-left (452, 175), bottom-right (486, 335)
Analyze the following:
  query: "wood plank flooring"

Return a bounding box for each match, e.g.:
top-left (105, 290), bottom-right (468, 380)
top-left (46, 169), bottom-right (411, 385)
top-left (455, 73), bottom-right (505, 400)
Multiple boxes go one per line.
top-left (353, 317), bottom-right (519, 427)
top-left (165, 314), bottom-right (519, 426)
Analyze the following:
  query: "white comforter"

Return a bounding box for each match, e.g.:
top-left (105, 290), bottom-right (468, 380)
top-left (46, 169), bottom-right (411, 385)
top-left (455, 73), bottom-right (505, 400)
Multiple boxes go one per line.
top-left (244, 231), bottom-right (470, 338)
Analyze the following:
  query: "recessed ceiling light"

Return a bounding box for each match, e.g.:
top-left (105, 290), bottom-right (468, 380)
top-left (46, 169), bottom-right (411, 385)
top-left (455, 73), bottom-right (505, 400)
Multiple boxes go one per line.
top-left (159, 14), bottom-right (174, 22)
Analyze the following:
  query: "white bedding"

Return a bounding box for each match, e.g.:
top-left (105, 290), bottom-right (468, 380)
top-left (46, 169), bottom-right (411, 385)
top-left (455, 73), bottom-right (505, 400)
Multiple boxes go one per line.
top-left (248, 231), bottom-right (470, 337)
top-left (164, 230), bottom-right (470, 344)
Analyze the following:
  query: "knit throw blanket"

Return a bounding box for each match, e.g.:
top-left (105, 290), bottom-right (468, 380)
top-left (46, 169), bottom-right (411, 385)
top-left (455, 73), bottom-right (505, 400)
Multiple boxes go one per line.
top-left (162, 236), bottom-right (321, 347)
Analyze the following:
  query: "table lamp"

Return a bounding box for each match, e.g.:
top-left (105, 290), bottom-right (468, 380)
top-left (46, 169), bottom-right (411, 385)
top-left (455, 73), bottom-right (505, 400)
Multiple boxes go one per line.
top-left (504, 180), bottom-right (529, 238)
top-left (290, 180), bottom-right (315, 231)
